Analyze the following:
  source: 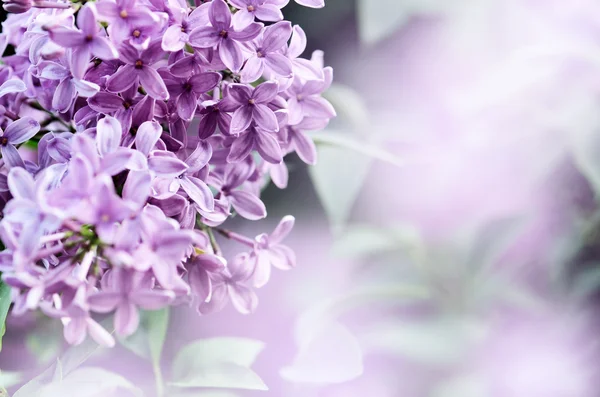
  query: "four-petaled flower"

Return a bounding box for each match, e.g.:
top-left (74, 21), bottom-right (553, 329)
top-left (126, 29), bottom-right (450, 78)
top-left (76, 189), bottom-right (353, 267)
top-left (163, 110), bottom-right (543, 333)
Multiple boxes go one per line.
top-left (48, 4), bottom-right (119, 79)
top-left (188, 0), bottom-right (263, 72)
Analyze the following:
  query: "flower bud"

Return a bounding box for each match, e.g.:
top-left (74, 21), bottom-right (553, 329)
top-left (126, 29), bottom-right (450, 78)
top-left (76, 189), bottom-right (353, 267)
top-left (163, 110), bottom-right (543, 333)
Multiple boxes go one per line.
top-left (2, 0), bottom-right (32, 13)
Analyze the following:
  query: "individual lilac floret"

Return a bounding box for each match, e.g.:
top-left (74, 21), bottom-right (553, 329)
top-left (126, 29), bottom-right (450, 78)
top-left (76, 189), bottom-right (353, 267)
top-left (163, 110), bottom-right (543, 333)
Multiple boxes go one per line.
top-left (164, 71), bottom-right (222, 120)
top-left (228, 81), bottom-right (280, 134)
top-left (88, 268), bottom-right (175, 336)
top-left (188, 0), bottom-right (263, 72)
top-left (47, 4), bottom-right (119, 79)
top-left (241, 21), bottom-right (293, 82)
top-left (96, 0), bottom-right (161, 43)
top-left (229, 0), bottom-right (288, 29)
top-left (3, 0), bottom-right (71, 14)
top-left (0, 117), bottom-right (41, 168)
top-left (106, 41), bottom-right (169, 100)
top-left (250, 215), bottom-right (296, 287)
top-left (199, 252), bottom-right (258, 315)
top-left (161, 0), bottom-right (209, 52)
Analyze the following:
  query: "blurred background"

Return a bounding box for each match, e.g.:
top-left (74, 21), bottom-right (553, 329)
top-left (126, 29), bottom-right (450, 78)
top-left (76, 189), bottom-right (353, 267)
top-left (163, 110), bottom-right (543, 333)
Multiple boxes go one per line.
top-left (4, 0), bottom-right (600, 396)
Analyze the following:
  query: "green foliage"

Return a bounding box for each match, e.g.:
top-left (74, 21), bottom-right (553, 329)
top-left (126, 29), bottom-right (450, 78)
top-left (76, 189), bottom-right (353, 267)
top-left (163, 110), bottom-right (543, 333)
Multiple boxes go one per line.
top-left (170, 337), bottom-right (267, 391)
top-left (119, 308), bottom-right (169, 365)
top-left (357, 0), bottom-right (447, 44)
top-left (0, 283), bottom-right (11, 353)
top-left (280, 321), bottom-right (363, 384)
top-left (35, 367), bottom-right (143, 397)
top-left (308, 141), bottom-right (372, 233)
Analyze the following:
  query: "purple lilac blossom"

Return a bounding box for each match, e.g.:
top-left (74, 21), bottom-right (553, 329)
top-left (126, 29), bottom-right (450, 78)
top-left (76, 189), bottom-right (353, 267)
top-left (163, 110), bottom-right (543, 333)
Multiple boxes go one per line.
top-left (0, 0), bottom-right (335, 345)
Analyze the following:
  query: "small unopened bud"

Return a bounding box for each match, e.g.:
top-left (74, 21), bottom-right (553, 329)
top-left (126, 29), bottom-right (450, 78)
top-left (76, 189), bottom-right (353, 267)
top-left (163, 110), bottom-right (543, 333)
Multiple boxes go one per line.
top-left (2, 0), bottom-right (33, 13)
top-left (2, 0), bottom-right (70, 13)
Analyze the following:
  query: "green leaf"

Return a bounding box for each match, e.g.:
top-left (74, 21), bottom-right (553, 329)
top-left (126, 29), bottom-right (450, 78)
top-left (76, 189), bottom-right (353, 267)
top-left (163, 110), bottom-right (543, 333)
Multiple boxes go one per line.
top-left (0, 282), bottom-right (11, 352)
top-left (308, 142), bottom-right (372, 233)
top-left (147, 308), bottom-right (169, 366)
top-left (13, 359), bottom-right (62, 397)
top-left (570, 103), bottom-right (600, 195)
top-left (359, 318), bottom-right (481, 365)
top-left (322, 84), bottom-right (369, 129)
top-left (310, 131), bottom-right (403, 168)
top-left (171, 337), bottom-right (266, 391)
top-left (357, 0), bottom-right (446, 44)
top-left (60, 333), bottom-right (106, 376)
top-left (37, 367), bottom-right (143, 397)
top-left (465, 215), bottom-right (527, 272)
top-left (25, 317), bottom-right (63, 364)
top-left (331, 224), bottom-right (422, 259)
top-left (280, 322), bottom-right (363, 384)
top-left (294, 284), bottom-right (431, 341)
top-left (169, 392), bottom-right (239, 397)
top-left (0, 370), bottom-right (22, 389)
top-left (119, 308), bottom-right (169, 365)
top-left (170, 364), bottom-right (267, 391)
top-left (172, 337), bottom-right (264, 380)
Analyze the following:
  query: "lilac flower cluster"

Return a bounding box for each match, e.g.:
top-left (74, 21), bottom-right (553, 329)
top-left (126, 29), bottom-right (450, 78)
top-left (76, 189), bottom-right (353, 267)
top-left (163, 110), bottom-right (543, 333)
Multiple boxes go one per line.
top-left (0, 0), bottom-right (334, 346)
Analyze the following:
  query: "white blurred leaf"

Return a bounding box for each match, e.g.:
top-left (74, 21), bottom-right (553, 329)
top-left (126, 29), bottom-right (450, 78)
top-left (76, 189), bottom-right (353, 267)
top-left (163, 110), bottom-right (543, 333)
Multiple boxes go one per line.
top-left (310, 131), bottom-right (403, 167)
top-left (309, 141), bottom-right (372, 232)
top-left (360, 318), bottom-right (482, 365)
top-left (294, 284), bottom-right (430, 348)
top-left (431, 375), bottom-right (487, 397)
top-left (169, 392), bottom-right (239, 397)
top-left (13, 359), bottom-right (63, 397)
top-left (170, 364), bottom-right (267, 391)
top-left (357, 0), bottom-right (447, 44)
top-left (322, 84), bottom-right (369, 129)
top-left (171, 337), bottom-right (266, 391)
top-left (119, 308), bottom-right (169, 366)
top-left (568, 96), bottom-right (600, 195)
top-left (280, 322), bottom-right (363, 384)
top-left (331, 224), bottom-right (422, 259)
top-left (466, 215), bottom-right (527, 271)
top-left (37, 367), bottom-right (142, 397)
top-left (0, 370), bottom-right (22, 389)
top-left (0, 282), bottom-right (11, 352)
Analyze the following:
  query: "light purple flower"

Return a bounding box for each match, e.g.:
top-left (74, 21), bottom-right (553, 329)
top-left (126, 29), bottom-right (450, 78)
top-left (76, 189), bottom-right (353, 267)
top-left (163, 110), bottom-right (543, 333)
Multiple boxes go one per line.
top-left (250, 215), bottom-right (295, 288)
top-left (241, 21), bottom-right (293, 82)
top-left (215, 161), bottom-right (267, 220)
top-left (88, 268), bottom-right (175, 336)
top-left (286, 74), bottom-right (336, 125)
top-left (106, 40), bottom-right (170, 100)
top-left (196, 97), bottom-right (237, 139)
top-left (164, 71), bottom-right (221, 120)
top-left (188, 0), bottom-right (263, 72)
top-left (0, 117), bottom-right (41, 168)
top-left (161, 1), bottom-right (209, 52)
top-left (48, 4), bottom-right (119, 79)
top-left (187, 252), bottom-right (226, 310)
top-left (228, 81), bottom-right (280, 134)
top-left (96, 0), bottom-right (161, 43)
top-left (229, 0), bottom-right (288, 29)
top-left (37, 59), bottom-right (100, 113)
top-left (199, 252), bottom-right (258, 315)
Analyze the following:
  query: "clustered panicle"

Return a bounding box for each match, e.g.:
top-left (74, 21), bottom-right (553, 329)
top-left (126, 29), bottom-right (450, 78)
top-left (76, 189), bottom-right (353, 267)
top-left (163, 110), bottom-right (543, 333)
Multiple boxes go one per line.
top-left (0, 0), bottom-right (334, 346)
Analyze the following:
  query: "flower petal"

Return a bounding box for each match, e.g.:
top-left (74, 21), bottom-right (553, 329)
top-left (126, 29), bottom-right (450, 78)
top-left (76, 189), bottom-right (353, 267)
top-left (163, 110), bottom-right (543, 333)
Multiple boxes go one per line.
top-left (180, 176), bottom-right (214, 212)
top-left (96, 116), bottom-right (122, 155)
top-left (135, 120), bottom-right (162, 156)
top-left (229, 190), bottom-right (266, 220)
top-left (4, 117), bottom-right (40, 145)
top-left (139, 66), bottom-right (169, 100)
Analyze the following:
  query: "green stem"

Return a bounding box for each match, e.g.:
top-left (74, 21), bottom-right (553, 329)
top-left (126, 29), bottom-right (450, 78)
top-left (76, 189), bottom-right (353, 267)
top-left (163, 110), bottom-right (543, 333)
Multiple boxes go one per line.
top-left (153, 361), bottom-right (164, 397)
